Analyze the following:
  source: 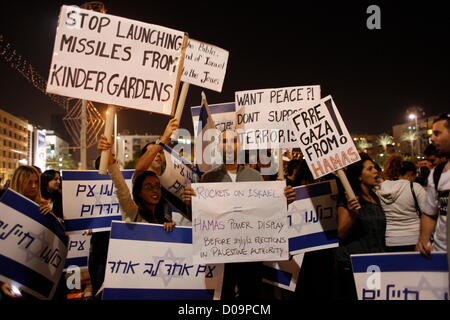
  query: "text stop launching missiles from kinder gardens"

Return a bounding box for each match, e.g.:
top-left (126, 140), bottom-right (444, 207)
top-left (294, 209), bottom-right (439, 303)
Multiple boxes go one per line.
top-left (291, 96), bottom-right (360, 179)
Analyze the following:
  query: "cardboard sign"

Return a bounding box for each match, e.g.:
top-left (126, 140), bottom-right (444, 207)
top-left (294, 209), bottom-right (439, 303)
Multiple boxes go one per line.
top-left (159, 145), bottom-right (200, 199)
top-left (191, 181), bottom-right (289, 264)
top-left (47, 5), bottom-right (186, 115)
top-left (61, 170), bottom-right (133, 232)
top-left (291, 95), bottom-right (360, 179)
top-left (102, 221), bottom-right (224, 300)
top-left (262, 254), bottom-right (304, 292)
top-left (287, 180), bottom-right (339, 255)
top-left (182, 39), bottom-right (229, 92)
top-left (235, 85), bottom-right (321, 150)
top-left (64, 232), bottom-right (91, 269)
top-left (191, 102), bottom-right (236, 138)
top-left (0, 189), bottom-right (67, 300)
top-left (351, 252), bottom-right (449, 300)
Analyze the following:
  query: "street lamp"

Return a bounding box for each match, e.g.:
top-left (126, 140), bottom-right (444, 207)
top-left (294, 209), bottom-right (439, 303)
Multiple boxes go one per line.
top-left (408, 113), bottom-right (420, 155)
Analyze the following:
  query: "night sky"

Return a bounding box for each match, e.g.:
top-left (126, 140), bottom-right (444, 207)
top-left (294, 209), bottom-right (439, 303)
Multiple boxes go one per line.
top-left (1, 0), bottom-right (449, 160)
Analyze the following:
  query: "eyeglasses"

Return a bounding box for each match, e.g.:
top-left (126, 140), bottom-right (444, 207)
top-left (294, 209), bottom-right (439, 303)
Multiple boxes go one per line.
top-left (142, 184), bottom-right (160, 191)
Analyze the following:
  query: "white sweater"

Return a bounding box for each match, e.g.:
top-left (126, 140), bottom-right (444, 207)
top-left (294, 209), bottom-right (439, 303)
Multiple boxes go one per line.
top-left (376, 179), bottom-right (426, 246)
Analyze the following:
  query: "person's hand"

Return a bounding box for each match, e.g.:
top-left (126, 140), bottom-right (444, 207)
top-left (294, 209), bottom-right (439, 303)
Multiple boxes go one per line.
top-left (82, 229), bottom-right (93, 236)
top-left (163, 221), bottom-right (176, 232)
top-left (39, 200), bottom-right (52, 215)
top-left (181, 186), bottom-right (196, 207)
top-left (345, 192), bottom-right (361, 215)
top-left (160, 118), bottom-right (179, 144)
top-left (284, 186), bottom-right (296, 205)
top-left (416, 240), bottom-right (432, 258)
top-left (1, 283), bottom-right (21, 298)
top-left (97, 135), bottom-right (116, 165)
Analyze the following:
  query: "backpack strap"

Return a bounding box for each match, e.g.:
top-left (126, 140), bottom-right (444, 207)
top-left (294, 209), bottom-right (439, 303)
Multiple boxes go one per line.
top-left (410, 181), bottom-right (421, 216)
top-left (433, 162), bottom-right (446, 192)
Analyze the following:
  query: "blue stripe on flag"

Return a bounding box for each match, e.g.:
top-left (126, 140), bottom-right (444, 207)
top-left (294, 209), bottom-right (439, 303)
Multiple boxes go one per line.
top-left (62, 170), bottom-right (134, 181)
top-left (0, 189), bottom-right (66, 243)
top-left (198, 104), bottom-right (209, 134)
top-left (351, 253), bottom-right (448, 273)
top-left (0, 254), bottom-right (53, 298)
top-left (191, 103), bottom-right (235, 116)
top-left (289, 230), bottom-right (338, 252)
top-left (110, 221), bottom-right (192, 244)
top-left (65, 256), bottom-right (88, 268)
top-left (294, 181), bottom-right (332, 201)
top-left (102, 288), bottom-right (215, 300)
top-left (261, 265), bottom-right (292, 286)
top-left (64, 216), bottom-right (121, 232)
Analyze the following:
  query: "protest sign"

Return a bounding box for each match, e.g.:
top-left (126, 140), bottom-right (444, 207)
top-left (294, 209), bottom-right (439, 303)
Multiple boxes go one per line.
top-left (46, 5), bottom-right (187, 115)
top-left (64, 232), bottom-right (91, 269)
top-left (287, 180), bottom-right (339, 255)
top-left (102, 221), bottom-right (224, 300)
top-left (191, 102), bottom-right (236, 138)
top-left (262, 254), bottom-right (304, 292)
top-left (182, 39), bottom-right (229, 92)
top-left (351, 252), bottom-right (449, 300)
top-left (191, 181), bottom-right (289, 264)
top-left (235, 85), bottom-right (320, 150)
top-left (159, 145), bottom-right (200, 199)
top-left (61, 170), bottom-right (133, 232)
top-left (290, 95), bottom-right (360, 179)
top-left (0, 189), bottom-right (67, 300)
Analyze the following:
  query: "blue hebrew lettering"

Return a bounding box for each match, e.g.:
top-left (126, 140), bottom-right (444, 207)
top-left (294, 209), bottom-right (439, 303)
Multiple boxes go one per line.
top-left (125, 261), bottom-right (139, 274)
top-left (0, 224), bottom-right (23, 240)
top-left (87, 185), bottom-right (96, 197)
top-left (17, 232), bottom-right (35, 249)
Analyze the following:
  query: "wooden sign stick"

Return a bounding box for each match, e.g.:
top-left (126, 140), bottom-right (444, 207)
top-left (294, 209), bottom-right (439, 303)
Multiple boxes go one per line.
top-left (98, 105), bottom-right (116, 174)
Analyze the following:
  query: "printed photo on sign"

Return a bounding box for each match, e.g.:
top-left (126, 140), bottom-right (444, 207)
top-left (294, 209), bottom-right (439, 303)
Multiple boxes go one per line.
top-left (61, 170), bottom-right (134, 232)
top-left (235, 85), bottom-right (320, 150)
top-left (0, 189), bottom-right (68, 300)
top-left (287, 180), bottom-right (339, 255)
top-left (351, 252), bottom-right (449, 300)
top-left (290, 95), bottom-right (360, 179)
top-left (102, 221), bottom-right (223, 300)
top-left (191, 181), bottom-right (289, 264)
top-left (46, 5), bottom-right (186, 115)
top-left (182, 39), bottom-right (229, 92)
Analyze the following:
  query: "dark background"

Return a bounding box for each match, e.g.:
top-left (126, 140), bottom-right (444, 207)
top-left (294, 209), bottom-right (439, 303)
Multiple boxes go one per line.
top-left (1, 0), bottom-right (449, 161)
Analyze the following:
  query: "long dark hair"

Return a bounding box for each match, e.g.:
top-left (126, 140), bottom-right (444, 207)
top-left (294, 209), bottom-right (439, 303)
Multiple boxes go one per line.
top-left (40, 170), bottom-right (60, 200)
top-left (132, 171), bottom-right (167, 223)
top-left (346, 153), bottom-right (380, 203)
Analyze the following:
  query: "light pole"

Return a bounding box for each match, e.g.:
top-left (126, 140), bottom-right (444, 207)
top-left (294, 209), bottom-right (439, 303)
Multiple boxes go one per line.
top-left (409, 113), bottom-right (420, 155)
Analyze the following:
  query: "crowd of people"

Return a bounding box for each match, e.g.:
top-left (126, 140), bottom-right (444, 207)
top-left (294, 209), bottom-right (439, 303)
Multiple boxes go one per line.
top-left (1, 112), bottom-right (449, 301)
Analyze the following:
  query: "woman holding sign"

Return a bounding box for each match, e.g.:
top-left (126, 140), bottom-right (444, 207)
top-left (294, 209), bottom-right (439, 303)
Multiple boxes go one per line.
top-left (336, 153), bottom-right (386, 300)
top-left (1, 166), bottom-right (66, 300)
top-left (97, 136), bottom-right (176, 230)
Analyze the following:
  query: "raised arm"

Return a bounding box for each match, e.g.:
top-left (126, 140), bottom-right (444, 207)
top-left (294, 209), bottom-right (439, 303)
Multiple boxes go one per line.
top-left (135, 118), bottom-right (179, 174)
top-left (98, 136), bottom-right (138, 222)
top-left (337, 196), bottom-right (361, 241)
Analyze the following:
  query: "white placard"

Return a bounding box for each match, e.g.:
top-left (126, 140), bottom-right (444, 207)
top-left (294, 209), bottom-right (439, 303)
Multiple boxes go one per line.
top-left (262, 254), bottom-right (304, 292)
top-left (64, 232), bottom-right (91, 269)
top-left (351, 252), bottom-right (449, 300)
top-left (61, 170), bottom-right (133, 232)
top-left (191, 102), bottom-right (236, 138)
top-left (287, 180), bottom-right (339, 255)
top-left (182, 39), bottom-right (229, 92)
top-left (0, 189), bottom-right (67, 300)
top-left (235, 85), bottom-right (321, 150)
top-left (291, 95), bottom-right (360, 179)
top-left (102, 221), bottom-right (224, 300)
top-left (47, 5), bottom-right (186, 115)
top-left (191, 181), bottom-right (289, 264)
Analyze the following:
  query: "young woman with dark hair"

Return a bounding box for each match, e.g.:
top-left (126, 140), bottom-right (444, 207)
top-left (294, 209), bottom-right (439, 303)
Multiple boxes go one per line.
top-left (40, 170), bottom-right (63, 219)
top-left (336, 153), bottom-right (386, 300)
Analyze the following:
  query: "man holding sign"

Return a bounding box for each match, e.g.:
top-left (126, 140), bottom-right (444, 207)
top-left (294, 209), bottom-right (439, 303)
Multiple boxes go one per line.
top-left (182, 129), bottom-right (296, 300)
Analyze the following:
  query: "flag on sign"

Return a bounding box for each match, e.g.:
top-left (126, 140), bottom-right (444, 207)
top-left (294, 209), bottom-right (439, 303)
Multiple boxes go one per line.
top-left (195, 92), bottom-right (218, 174)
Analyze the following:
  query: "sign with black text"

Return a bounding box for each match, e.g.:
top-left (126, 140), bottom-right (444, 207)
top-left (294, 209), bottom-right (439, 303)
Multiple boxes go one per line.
top-left (47, 5), bottom-right (186, 115)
